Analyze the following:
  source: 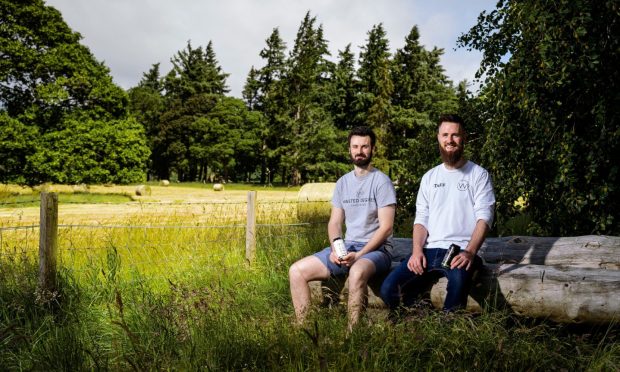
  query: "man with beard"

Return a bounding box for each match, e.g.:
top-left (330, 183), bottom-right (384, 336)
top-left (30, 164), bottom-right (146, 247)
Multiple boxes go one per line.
top-left (289, 126), bottom-right (396, 331)
top-left (380, 114), bottom-right (495, 315)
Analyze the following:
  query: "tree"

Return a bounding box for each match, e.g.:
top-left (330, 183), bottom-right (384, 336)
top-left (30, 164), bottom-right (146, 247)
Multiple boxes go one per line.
top-left (27, 116), bottom-right (149, 184)
top-left (254, 28), bottom-right (289, 184)
top-left (280, 12), bottom-right (342, 185)
top-left (0, 0), bottom-right (149, 185)
top-left (382, 26), bottom-right (459, 222)
top-left (128, 63), bottom-right (165, 179)
top-left (152, 41), bottom-right (232, 181)
top-left (459, 0), bottom-right (620, 235)
top-left (329, 44), bottom-right (358, 131)
top-left (0, 0), bottom-right (128, 128)
top-left (356, 24), bottom-right (394, 172)
top-left (0, 113), bottom-right (39, 184)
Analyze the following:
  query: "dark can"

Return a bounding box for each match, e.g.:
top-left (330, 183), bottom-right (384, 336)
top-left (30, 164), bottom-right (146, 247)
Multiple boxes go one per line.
top-left (441, 244), bottom-right (461, 269)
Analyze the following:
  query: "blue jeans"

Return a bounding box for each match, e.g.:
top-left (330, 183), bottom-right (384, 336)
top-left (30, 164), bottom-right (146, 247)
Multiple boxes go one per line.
top-left (379, 248), bottom-right (480, 312)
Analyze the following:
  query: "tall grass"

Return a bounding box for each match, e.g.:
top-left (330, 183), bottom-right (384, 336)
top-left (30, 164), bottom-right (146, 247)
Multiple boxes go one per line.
top-left (0, 199), bottom-right (618, 370)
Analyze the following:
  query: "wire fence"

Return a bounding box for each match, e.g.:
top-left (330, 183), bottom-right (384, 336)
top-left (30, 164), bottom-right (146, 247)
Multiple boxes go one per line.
top-left (0, 193), bottom-right (331, 287)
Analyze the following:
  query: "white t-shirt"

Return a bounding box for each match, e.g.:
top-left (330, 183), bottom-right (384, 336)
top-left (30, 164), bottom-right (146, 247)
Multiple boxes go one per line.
top-left (332, 168), bottom-right (397, 242)
top-left (414, 160), bottom-right (495, 249)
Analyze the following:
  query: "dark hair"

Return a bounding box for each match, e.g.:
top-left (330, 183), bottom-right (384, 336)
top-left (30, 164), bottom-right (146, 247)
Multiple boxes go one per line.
top-left (348, 126), bottom-right (376, 147)
top-left (437, 114), bottom-right (466, 132)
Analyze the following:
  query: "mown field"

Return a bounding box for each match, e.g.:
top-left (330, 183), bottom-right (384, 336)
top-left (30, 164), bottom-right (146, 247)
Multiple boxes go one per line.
top-left (0, 183), bottom-right (618, 370)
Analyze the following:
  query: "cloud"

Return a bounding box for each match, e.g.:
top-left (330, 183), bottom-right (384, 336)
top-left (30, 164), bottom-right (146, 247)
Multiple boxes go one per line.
top-left (44, 0), bottom-right (496, 97)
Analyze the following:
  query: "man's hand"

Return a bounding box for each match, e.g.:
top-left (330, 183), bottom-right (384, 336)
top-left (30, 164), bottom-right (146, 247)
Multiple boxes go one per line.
top-left (451, 250), bottom-right (475, 270)
top-left (407, 250), bottom-right (426, 275)
top-left (339, 251), bottom-right (358, 267)
top-left (328, 249), bottom-right (342, 265)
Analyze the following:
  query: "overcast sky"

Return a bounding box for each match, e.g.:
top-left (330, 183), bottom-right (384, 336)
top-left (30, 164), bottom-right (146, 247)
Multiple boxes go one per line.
top-left (44, 0), bottom-right (496, 98)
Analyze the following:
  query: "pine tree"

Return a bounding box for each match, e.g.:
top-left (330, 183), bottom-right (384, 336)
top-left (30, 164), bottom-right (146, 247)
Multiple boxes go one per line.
top-left (329, 44), bottom-right (357, 131)
top-left (279, 12), bottom-right (342, 185)
top-left (245, 27), bottom-right (289, 184)
top-left (356, 24), bottom-right (394, 171)
top-left (153, 41), bottom-right (232, 181)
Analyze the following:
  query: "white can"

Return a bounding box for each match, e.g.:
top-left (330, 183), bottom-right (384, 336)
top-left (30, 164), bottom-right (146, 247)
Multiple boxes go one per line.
top-left (332, 237), bottom-right (348, 260)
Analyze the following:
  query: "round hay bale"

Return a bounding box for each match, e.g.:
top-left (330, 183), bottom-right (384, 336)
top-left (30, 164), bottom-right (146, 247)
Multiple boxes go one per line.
top-left (297, 182), bottom-right (335, 222)
top-left (213, 183), bottom-right (224, 191)
top-left (135, 185), bottom-right (152, 196)
top-left (160, 180), bottom-right (170, 186)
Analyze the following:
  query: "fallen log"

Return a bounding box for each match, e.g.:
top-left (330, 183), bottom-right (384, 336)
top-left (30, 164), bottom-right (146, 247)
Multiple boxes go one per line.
top-left (309, 235), bottom-right (620, 324)
top-left (434, 264), bottom-right (620, 323)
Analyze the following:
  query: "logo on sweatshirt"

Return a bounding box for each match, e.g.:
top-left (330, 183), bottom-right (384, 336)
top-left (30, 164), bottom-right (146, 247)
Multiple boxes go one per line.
top-left (457, 180), bottom-right (469, 191)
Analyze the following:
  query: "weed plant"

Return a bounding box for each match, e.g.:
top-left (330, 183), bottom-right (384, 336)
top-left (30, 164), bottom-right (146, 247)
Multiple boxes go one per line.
top-left (0, 200), bottom-right (618, 370)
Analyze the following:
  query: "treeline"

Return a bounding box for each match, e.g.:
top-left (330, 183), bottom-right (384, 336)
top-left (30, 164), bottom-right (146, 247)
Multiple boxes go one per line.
top-left (1, 0), bottom-right (618, 236)
top-left (128, 12), bottom-right (457, 186)
top-left (0, 0), bottom-right (149, 185)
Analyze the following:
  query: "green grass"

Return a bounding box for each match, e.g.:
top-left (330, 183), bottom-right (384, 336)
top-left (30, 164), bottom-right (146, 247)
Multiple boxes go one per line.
top-left (1, 243), bottom-right (617, 370)
top-left (0, 191), bottom-right (133, 208)
top-left (0, 198), bottom-right (618, 370)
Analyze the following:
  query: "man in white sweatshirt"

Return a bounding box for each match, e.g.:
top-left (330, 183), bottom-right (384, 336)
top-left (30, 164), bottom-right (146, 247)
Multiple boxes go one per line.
top-left (380, 114), bottom-right (495, 313)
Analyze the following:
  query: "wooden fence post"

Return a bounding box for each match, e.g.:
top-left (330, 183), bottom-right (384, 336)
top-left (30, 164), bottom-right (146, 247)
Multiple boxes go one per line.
top-left (38, 192), bottom-right (58, 293)
top-left (246, 191), bottom-right (257, 263)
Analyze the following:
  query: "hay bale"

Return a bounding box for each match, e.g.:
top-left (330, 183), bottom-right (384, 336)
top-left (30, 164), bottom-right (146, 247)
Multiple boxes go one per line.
top-left (297, 182), bottom-right (335, 222)
top-left (71, 184), bottom-right (89, 193)
top-left (213, 183), bottom-right (224, 191)
top-left (160, 180), bottom-right (170, 186)
top-left (135, 185), bottom-right (152, 196)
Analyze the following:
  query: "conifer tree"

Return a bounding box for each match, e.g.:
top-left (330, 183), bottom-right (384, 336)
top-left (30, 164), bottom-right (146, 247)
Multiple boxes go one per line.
top-left (281, 12), bottom-right (342, 185)
top-left (245, 28), bottom-right (289, 184)
top-left (329, 44), bottom-right (357, 131)
top-left (356, 23), bottom-right (394, 171)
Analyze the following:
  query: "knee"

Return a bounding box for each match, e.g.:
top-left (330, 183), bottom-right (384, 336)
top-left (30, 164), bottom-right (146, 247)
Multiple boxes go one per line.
top-left (289, 262), bottom-right (306, 283)
top-left (347, 266), bottom-right (368, 288)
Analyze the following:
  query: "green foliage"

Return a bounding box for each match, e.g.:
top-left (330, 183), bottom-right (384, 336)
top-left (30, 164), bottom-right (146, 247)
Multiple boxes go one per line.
top-left (459, 0), bottom-right (620, 235)
top-left (0, 113), bottom-right (39, 184)
top-left (1, 224), bottom-right (617, 370)
top-left (0, 0), bottom-right (148, 185)
top-left (27, 117), bottom-right (149, 184)
top-left (387, 27), bottom-right (458, 220)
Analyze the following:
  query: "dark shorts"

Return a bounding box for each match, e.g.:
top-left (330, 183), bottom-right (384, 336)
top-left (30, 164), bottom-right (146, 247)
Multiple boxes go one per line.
top-left (313, 240), bottom-right (393, 276)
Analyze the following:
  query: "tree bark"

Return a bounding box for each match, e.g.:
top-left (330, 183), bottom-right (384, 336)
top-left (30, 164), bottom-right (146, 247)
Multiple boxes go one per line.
top-left (310, 235), bottom-right (620, 324)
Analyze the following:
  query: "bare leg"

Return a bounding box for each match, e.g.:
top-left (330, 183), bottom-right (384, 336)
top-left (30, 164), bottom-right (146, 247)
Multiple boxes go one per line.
top-left (289, 255), bottom-right (330, 324)
top-left (346, 259), bottom-right (376, 332)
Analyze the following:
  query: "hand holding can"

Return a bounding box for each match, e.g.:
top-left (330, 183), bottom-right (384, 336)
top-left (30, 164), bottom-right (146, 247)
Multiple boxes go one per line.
top-left (441, 244), bottom-right (461, 269)
top-left (332, 237), bottom-right (347, 260)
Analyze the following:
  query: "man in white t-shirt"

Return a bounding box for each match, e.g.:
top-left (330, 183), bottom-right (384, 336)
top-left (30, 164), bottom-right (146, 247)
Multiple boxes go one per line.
top-left (380, 114), bottom-right (495, 314)
top-left (289, 126), bottom-right (397, 331)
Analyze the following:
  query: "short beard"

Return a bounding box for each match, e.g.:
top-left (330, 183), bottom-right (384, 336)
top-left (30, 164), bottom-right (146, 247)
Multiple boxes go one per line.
top-left (439, 144), bottom-right (464, 167)
top-left (351, 152), bottom-right (372, 167)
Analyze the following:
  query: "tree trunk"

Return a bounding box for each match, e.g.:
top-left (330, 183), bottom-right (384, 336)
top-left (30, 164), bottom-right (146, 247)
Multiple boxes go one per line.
top-left (310, 235), bottom-right (620, 324)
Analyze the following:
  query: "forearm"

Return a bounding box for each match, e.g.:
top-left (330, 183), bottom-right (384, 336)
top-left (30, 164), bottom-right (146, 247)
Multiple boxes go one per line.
top-left (327, 221), bottom-right (342, 243)
top-left (356, 224), bottom-right (393, 256)
top-left (412, 224), bottom-right (428, 254)
top-left (465, 219), bottom-right (490, 255)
